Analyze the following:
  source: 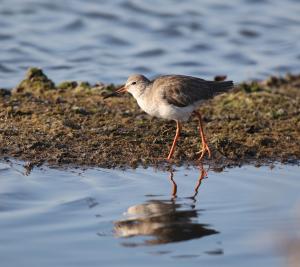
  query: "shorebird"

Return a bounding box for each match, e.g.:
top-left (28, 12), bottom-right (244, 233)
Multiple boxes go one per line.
top-left (106, 74), bottom-right (233, 161)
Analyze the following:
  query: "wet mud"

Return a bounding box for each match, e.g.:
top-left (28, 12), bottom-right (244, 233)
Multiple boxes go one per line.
top-left (0, 68), bottom-right (299, 169)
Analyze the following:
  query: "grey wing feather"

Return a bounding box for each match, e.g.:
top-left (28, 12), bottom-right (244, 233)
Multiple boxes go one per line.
top-left (154, 75), bottom-right (233, 107)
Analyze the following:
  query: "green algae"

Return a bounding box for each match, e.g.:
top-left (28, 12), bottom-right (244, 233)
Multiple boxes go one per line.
top-left (57, 81), bottom-right (78, 90)
top-left (13, 67), bottom-right (55, 94)
top-left (0, 67), bottom-right (299, 169)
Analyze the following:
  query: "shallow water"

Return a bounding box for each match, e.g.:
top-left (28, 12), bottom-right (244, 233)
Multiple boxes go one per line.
top-left (1, 0), bottom-right (300, 88)
top-left (1, 161), bottom-right (299, 266)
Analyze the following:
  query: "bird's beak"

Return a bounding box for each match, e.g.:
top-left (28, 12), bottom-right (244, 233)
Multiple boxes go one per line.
top-left (116, 85), bottom-right (127, 94)
top-left (103, 85), bottom-right (127, 99)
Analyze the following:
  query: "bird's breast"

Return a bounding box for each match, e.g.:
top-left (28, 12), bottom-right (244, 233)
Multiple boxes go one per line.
top-left (136, 97), bottom-right (160, 117)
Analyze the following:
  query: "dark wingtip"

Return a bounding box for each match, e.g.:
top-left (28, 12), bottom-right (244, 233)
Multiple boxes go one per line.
top-left (224, 80), bottom-right (234, 90)
top-left (228, 80), bottom-right (234, 87)
top-left (212, 80), bottom-right (234, 93)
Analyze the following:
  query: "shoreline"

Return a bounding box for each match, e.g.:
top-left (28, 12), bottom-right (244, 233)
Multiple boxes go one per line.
top-left (0, 68), bottom-right (299, 169)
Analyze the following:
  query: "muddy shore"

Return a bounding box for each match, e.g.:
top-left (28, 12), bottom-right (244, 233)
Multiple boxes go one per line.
top-left (0, 68), bottom-right (299, 169)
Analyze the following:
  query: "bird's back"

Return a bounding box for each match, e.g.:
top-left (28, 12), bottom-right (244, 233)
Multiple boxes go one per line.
top-left (152, 75), bottom-right (233, 108)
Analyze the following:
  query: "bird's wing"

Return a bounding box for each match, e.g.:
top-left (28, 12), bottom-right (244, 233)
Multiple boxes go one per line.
top-left (153, 75), bottom-right (233, 107)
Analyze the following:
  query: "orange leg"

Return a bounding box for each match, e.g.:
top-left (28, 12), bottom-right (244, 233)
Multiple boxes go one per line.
top-left (193, 111), bottom-right (211, 161)
top-left (167, 120), bottom-right (181, 160)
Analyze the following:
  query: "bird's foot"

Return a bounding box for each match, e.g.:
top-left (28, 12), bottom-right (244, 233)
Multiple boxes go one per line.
top-left (198, 143), bottom-right (211, 161)
top-left (165, 156), bottom-right (175, 163)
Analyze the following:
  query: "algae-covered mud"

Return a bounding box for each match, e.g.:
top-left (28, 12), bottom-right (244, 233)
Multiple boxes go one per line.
top-left (0, 68), bottom-right (299, 169)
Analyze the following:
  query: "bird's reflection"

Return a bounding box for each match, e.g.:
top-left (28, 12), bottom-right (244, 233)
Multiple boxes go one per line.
top-left (114, 164), bottom-right (219, 246)
top-left (168, 163), bottom-right (208, 198)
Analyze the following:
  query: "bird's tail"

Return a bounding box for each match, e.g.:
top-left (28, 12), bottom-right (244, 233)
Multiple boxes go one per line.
top-left (210, 80), bottom-right (234, 94)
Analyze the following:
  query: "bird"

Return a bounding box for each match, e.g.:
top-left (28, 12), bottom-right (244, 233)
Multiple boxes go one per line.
top-left (105, 74), bottom-right (233, 161)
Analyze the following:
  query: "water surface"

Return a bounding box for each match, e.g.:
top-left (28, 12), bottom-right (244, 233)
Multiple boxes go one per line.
top-left (1, 0), bottom-right (300, 87)
top-left (1, 161), bottom-right (299, 266)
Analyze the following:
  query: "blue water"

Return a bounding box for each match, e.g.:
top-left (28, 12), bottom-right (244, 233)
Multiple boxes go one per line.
top-left (1, 0), bottom-right (300, 88)
top-left (0, 161), bottom-right (299, 266)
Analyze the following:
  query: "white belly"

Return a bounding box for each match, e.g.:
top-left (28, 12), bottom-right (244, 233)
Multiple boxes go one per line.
top-left (137, 97), bottom-right (197, 122)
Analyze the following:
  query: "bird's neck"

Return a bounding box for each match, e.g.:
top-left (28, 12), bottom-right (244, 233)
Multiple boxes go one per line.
top-left (131, 83), bottom-right (151, 101)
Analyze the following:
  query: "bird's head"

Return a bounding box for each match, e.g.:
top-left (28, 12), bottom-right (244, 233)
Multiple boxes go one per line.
top-left (116, 74), bottom-right (150, 99)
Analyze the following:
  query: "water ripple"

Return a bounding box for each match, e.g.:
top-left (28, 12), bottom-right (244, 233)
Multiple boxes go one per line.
top-left (134, 48), bottom-right (166, 58)
top-left (121, 1), bottom-right (176, 18)
top-left (61, 19), bottom-right (85, 31)
top-left (0, 0), bottom-right (299, 88)
top-left (86, 11), bottom-right (119, 21)
top-left (239, 29), bottom-right (260, 38)
top-left (100, 35), bottom-right (131, 46)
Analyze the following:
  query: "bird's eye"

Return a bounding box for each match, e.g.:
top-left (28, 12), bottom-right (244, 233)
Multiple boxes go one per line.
top-left (131, 81), bottom-right (136, 85)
